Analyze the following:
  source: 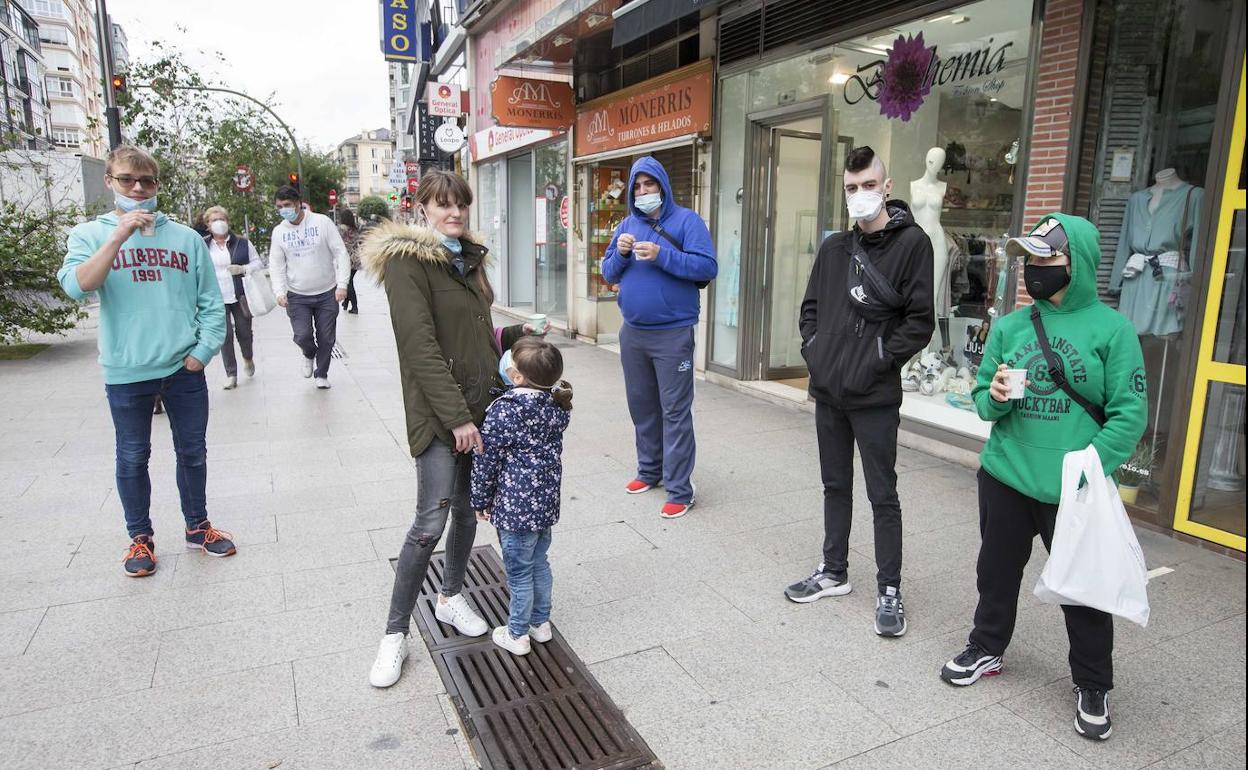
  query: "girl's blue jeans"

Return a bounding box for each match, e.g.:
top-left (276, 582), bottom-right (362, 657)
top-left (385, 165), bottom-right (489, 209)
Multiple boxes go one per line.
top-left (499, 527), bottom-right (553, 638)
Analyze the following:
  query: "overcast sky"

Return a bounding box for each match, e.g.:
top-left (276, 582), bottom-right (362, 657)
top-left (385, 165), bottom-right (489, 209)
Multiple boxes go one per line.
top-left (110, 0), bottom-right (393, 150)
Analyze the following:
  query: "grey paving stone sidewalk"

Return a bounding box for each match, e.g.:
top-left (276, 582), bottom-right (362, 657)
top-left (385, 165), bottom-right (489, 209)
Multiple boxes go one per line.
top-left (0, 279), bottom-right (1242, 770)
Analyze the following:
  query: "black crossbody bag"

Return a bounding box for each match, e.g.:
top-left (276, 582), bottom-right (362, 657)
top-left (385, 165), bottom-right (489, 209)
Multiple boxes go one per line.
top-left (1029, 305), bottom-right (1107, 426)
top-left (650, 220), bottom-right (711, 290)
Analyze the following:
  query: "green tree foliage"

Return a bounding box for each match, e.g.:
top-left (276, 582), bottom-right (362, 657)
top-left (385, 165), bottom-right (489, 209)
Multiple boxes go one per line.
top-left (117, 40), bottom-right (343, 251)
top-left (357, 196), bottom-right (391, 222)
top-left (0, 202), bottom-right (86, 343)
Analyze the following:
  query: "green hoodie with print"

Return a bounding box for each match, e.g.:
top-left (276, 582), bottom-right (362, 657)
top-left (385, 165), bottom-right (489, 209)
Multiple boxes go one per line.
top-left (974, 213), bottom-right (1148, 504)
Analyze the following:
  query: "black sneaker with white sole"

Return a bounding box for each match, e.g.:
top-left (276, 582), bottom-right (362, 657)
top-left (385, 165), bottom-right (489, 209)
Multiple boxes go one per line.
top-left (784, 566), bottom-right (851, 603)
top-left (940, 642), bottom-right (1003, 685)
top-left (1074, 687), bottom-right (1112, 740)
top-left (874, 586), bottom-right (907, 637)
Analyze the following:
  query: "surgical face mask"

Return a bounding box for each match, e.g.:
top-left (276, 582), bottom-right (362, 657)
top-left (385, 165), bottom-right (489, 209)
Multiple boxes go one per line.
top-left (846, 190), bottom-right (885, 221)
top-left (277, 207), bottom-right (298, 223)
top-left (1024, 263), bottom-right (1071, 300)
top-left (115, 193), bottom-right (157, 214)
top-left (440, 233), bottom-right (463, 254)
top-left (209, 220), bottom-right (229, 236)
top-left (635, 192), bottom-right (662, 215)
top-left (498, 350), bottom-right (515, 386)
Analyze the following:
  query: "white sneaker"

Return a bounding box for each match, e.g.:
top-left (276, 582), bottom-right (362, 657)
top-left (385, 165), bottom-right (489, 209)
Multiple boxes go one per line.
top-left (434, 593), bottom-right (488, 637)
top-left (369, 632), bottom-right (408, 688)
top-left (492, 626), bottom-right (531, 656)
top-left (314, 377), bottom-right (331, 389)
top-left (529, 621), bottom-right (553, 643)
top-left (222, 376), bottom-right (237, 390)
top-left (243, 359), bottom-right (255, 377)
top-left (301, 357), bottom-right (314, 378)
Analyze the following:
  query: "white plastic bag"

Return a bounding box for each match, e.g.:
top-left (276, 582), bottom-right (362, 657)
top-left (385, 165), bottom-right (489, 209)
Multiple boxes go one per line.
top-left (243, 272), bottom-right (277, 316)
top-left (1034, 445), bottom-right (1151, 627)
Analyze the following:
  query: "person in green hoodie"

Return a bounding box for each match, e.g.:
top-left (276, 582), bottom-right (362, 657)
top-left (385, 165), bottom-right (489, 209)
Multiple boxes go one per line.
top-left (58, 145), bottom-right (234, 578)
top-left (938, 214), bottom-right (1147, 742)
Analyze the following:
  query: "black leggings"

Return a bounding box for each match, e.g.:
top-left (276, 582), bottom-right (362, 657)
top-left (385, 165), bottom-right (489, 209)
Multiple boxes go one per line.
top-left (970, 469), bottom-right (1114, 690)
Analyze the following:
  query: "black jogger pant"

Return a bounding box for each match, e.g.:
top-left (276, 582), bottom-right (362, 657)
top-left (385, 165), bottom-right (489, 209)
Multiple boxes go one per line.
top-left (815, 401), bottom-right (902, 592)
top-left (970, 468), bottom-right (1115, 691)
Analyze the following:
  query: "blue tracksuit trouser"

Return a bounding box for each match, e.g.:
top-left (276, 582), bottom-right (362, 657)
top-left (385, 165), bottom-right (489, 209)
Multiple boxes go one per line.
top-left (618, 323), bottom-right (696, 504)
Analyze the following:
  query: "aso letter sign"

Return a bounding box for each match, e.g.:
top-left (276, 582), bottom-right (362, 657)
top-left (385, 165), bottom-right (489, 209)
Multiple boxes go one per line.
top-left (380, 0), bottom-right (418, 62)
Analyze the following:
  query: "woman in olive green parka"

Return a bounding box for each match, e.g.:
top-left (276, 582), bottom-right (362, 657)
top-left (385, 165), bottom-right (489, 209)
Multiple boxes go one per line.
top-left (360, 171), bottom-right (531, 688)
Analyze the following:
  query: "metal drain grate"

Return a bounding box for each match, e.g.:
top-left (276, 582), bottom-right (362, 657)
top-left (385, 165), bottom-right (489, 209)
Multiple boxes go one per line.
top-left (393, 546), bottom-right (661, 770)
top-left (330, 342), bottom-right (347, 359)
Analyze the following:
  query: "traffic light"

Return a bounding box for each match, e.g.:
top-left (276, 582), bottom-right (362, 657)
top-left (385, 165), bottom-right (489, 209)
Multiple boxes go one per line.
top-left (287, 172), bottom-right (299, 185)
top-left (110, 74), bottom-right (126, 93)
top-left (401, 196), bottom-right (412, 211)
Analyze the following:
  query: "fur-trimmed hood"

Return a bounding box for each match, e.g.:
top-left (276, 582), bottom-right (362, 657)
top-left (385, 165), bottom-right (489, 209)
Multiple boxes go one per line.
top-left (359, 221), bottom-right (486, 281)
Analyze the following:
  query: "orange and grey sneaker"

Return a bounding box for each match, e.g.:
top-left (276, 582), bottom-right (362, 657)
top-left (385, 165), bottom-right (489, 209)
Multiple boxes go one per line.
top-left (625, 478), bottom-right (659, 495)
top-left (124, 535), bottom-right (157, 577)
top-left (660, 500), bottom-right (694, 519)
top-left (185, 521), bottom-right (237, 557)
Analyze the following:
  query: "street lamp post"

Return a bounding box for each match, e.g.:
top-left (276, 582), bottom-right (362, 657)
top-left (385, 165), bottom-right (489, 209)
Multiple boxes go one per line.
top-left (94, 0), bottom-right (123, 149)
top-left (133, 83), bottom-right (304, 195)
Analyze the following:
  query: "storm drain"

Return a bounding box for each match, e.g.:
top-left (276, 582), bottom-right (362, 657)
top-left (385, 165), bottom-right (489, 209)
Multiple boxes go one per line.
top-left (392, 546), bottom-right (660, 770)
top-left (330, 342), bottom-right (348, 359)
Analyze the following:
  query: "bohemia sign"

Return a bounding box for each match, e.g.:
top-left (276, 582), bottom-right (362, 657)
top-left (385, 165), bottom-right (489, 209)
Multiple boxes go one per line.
top-left (491, 76), bottom-right (575, 130)
top-left (574, 60), bottom-right (712, 157)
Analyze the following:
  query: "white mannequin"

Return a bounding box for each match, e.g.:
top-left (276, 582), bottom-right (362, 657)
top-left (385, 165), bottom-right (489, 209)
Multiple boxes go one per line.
top-left (1149, 168), bottom-right (1184, 213)
top-left (911, 147), bottom-right (950, 318)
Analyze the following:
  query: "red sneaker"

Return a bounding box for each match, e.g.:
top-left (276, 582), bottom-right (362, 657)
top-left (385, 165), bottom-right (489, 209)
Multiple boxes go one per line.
top-left (625, 479), bottom-right (658, 495)
top-left (660, 500), bottom-right (694, 519)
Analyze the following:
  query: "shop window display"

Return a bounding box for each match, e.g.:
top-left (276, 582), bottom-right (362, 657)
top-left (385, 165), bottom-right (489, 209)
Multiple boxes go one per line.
top-left (1072, 0), bottom-right (1235, 513)
top-left (710, 0), bottom-right (1035, 433)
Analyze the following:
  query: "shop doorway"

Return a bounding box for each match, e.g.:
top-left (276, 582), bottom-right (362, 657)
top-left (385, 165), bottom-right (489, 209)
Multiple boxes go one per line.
top-left (506, 154), bottom-right (536, 309)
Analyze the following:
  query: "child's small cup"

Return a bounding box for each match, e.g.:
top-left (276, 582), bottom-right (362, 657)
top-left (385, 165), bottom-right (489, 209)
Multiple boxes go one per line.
top-left (529, 314), bottom-right (549, 334)
top-left (1004, 368), bottom-right (1028, 399)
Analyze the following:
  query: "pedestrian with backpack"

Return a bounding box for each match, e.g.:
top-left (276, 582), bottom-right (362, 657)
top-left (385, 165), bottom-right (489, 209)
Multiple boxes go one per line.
top-left (601, 156), bottom-right (717, 519)
top-left (939, 214), bottom-right (1148, 742)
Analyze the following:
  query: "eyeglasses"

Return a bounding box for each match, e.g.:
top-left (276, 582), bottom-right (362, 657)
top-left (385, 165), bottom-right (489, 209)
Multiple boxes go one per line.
top-left (108, 174), bottom-right (159, 189)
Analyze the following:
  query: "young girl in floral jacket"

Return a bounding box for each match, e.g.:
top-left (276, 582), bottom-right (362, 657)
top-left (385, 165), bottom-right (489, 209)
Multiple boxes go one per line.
top-left (471, 337), bottom-right (574, 656)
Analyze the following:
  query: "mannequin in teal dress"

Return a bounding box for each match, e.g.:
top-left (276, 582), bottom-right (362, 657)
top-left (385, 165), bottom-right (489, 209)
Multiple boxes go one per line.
top-left (1109, 168), bottom-right (1203, 336)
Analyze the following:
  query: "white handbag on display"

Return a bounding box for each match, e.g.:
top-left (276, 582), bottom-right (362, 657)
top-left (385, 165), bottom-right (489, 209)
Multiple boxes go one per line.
top-left (243, 272), bottom-right (278, 316)
top-left (1034, 445), bottom-right (1151, 627)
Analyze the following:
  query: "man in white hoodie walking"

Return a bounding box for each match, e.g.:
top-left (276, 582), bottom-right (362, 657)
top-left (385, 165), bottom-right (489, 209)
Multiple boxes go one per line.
top-left (269, 185), bottom-right (350, 388)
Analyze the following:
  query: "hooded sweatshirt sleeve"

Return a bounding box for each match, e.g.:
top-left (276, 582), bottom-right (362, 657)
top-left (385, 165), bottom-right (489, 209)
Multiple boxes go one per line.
top-left (58, 225), bottom-right (95, 301)
top-left (189, 238), bottom-right (226, 365)
top-left (268, 229), bottom-right (289, 297)
top-left (384, 257), bottom-right (475, 430)
top-left (1092, 323), bottom-right (1148, 476)
top-left (973, 320), bottom-right (1014, 422)
top-left (601, 225), bottom-right (630, 285)
top-left (654, 213), bottom-right (717, 283)
top-left (882, 231), bottom-right (935, 366)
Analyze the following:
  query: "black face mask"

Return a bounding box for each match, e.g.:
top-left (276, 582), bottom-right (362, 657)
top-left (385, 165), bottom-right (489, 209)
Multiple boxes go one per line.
top-left (1024, 264), bottom-right (1071, 300)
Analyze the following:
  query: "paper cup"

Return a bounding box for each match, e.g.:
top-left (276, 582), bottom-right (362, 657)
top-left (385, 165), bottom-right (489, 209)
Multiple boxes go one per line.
top-left (1005, 368), bottom-right (1027, 399)
top-left (529, 314), bottom-right (548, 334)
top-left (141, 222), bottom-right (155, 237)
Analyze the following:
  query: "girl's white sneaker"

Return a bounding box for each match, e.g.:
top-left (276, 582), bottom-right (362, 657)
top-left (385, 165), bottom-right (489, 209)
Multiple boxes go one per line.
top-left (492, 626), bottom-right (531, 656)
top-left (529, 622), bottom-right (553, 643)
top-left (369, 632), bottom-right (408, 688)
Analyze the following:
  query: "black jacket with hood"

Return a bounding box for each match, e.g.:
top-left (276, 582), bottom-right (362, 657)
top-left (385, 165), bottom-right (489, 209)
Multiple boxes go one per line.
top-left (800, 200), bottom-right (935, 408)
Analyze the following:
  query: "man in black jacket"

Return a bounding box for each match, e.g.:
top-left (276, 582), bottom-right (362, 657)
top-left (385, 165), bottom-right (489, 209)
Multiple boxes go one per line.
top-left (784, 146), bottom-right (934, 638)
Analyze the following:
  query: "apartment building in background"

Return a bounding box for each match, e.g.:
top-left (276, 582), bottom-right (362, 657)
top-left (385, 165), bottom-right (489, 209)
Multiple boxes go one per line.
top-left (1, 0), bottom-right (51, 150)
top-left (20, 0), bottom-right (104, 157)
top-left (389, 63), bottom-right (415, 162)
top-left (335, 127), bottom-right (394, 208)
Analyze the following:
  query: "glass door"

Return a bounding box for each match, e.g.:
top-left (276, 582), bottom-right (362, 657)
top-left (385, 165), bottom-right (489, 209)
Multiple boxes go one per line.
top-left (533, 141), bottom-right (568, 320)
top-left (1173, 62), bottom-right (1246, 552)
top-left (763, 126), bottom-right (825, 378)
top-left (506, 153), bottom-right (535, 309)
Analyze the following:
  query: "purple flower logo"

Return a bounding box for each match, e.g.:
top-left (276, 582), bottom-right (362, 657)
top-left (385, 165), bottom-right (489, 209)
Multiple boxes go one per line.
top-left (879, 32), bottom-right (935, 122)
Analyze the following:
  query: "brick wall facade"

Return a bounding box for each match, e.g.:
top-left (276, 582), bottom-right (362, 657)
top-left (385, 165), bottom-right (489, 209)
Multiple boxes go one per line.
top-left (1017, 0), bottom-right (1086, 304)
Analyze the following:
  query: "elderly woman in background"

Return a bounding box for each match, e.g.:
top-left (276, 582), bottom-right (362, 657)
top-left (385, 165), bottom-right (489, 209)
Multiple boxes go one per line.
top-left (203, 205), bottom-right (264, 390)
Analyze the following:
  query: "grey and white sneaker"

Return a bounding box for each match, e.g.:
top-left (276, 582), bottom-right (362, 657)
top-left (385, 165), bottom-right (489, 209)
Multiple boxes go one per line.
top-left (874, 586), bottom-right (907, 637)
top-left (301, 357), bottom-right (314, 378)
top-left (940, 642), bottom-right (1002, 685)
top-left (784, 566), bottom-right (852, 603)
top-left (1074, 687), bottom-right (1112, 740)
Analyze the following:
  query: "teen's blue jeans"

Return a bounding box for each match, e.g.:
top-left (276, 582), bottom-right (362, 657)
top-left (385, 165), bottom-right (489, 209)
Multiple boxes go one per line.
top-left (499, 527), bottom-right (553, 638)
top-left (105, 366), bottom-right (210, 539)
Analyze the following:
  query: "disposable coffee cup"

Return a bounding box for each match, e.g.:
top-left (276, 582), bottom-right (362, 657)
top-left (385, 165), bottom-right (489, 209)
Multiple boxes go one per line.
top-left (529, 314), bottom-right (549, 334)
top-left (141, 221), bottom-right (155, 237)
top-left (1004, 368), bottom-right (1027, 399)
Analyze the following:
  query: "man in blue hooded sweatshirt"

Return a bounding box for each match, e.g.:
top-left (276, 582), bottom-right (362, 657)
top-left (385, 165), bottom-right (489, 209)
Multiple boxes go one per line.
top-left (602, 156), bottom-right (717, 519)
top-left (58, 145), bottom-right (235, 578)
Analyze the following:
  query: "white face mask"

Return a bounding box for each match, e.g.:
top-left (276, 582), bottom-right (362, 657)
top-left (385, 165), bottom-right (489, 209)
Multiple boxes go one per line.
top-left (846, 190), bottom-right (885, 221)
top-left (209, 220), bottom-right (229, 236)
